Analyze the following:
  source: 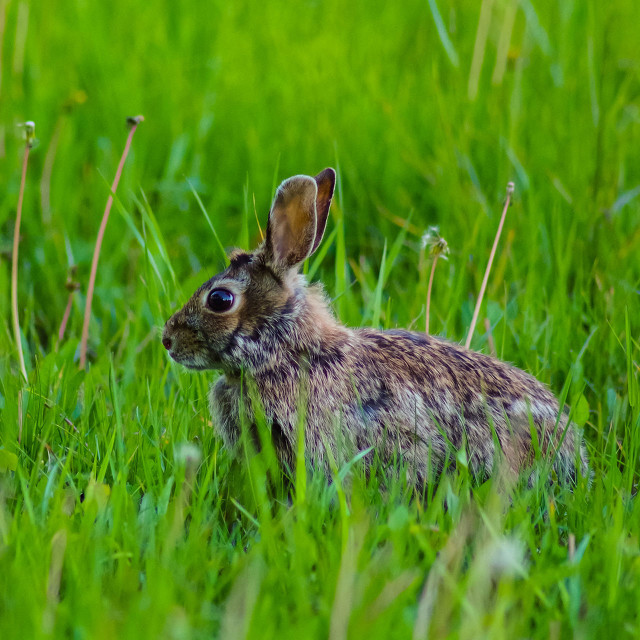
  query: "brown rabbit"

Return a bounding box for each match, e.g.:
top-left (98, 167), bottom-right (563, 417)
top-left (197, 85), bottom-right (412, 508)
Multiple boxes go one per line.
top-left (162, 168), bottom-right (588, 484)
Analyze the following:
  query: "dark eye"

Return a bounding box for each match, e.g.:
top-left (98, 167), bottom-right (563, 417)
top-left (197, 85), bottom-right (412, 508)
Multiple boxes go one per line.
top-left (207, 289), bottom-right (235, 312)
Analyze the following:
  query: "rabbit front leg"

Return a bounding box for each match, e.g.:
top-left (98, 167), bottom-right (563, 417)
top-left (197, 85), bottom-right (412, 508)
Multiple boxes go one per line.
top-left (209, 374), bottom-right (297, 469)
top-left (209, 375), bottom-right (247, 455)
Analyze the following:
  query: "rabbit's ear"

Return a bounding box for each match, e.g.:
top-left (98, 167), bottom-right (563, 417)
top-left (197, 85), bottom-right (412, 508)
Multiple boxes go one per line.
top-left (266, 175), bottom-right (319, 269)
top-left (311, 168), bottom-right (336, 254)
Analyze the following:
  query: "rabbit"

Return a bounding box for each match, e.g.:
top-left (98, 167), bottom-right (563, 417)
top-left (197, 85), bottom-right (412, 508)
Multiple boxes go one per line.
top-left (162, 168), bottom-right (588, 484)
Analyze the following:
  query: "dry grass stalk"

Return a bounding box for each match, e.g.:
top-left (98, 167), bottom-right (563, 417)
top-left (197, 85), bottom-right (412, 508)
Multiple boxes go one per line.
top-left (79, 116), bottom-right (143, 369)
top-left (57, 266), bottom-right (80, 344)
top-left (465, 182), bottom-right (514, 349)
top-left (12, 121), bottom-right (36, 382)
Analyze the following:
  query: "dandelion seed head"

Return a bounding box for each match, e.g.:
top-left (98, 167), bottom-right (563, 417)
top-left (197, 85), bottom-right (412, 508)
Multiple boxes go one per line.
top-left (175, 442), bottom-right (202, 472)
top-left (486, 536), bottom-right (526, 578)
top-left (18, 121), bottom-right (36, 147)
top-left (421, 225), bottom-right (450, 259)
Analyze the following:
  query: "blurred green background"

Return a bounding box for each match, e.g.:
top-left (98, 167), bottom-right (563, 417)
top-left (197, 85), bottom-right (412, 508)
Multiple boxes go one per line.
top-left (2, 1), bottom-right (639, 358)
top-left (1, 0), bottom-right (640, 638)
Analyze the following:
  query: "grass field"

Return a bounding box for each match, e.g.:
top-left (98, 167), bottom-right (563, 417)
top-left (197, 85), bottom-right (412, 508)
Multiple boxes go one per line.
top-left (1, 0), bottom-right (640, 637)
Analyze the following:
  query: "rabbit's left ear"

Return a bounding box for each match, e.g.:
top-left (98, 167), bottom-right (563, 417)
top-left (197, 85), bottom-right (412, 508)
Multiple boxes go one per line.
top-left (265, 169), bottom-right (335, 270)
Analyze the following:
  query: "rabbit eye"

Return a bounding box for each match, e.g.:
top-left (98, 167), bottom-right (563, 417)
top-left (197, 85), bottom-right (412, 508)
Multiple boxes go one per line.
top-left (207, 289), bottom-right (235, 312)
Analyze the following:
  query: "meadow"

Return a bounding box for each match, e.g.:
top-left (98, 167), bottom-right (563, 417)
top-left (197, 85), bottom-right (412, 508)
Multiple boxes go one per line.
top-left (1, 0), bottom-right (639, 637)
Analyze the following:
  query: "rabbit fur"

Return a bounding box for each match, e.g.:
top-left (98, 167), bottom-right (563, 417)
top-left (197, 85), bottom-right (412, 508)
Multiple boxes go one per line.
top-left (163, 168), bottom-right (588, 484)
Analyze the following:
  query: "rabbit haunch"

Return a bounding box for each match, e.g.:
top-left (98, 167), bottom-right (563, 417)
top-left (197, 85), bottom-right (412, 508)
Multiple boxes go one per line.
top-left (163, 168), bottom-right (588, 482)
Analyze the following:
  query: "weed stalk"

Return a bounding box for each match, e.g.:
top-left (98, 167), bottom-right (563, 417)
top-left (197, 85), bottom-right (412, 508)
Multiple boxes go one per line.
top-left (12, 121), bottom-right (36, 382)
top-left (465, 182), bottom-right (514, 349)
top-left (79, 116), bottom-right (143, 369)
top-left (57, 266), bottom-right (80, 344)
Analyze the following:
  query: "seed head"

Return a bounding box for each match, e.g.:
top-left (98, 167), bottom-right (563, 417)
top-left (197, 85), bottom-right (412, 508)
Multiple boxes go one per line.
top-left (421, 225), bottom-right (450, 259)
top-left (18, 121), bottom-right (36, 148)
top-left (126, 115), bottom-right (145, 127)
top-left (174, 442), bottom-right (202, 474)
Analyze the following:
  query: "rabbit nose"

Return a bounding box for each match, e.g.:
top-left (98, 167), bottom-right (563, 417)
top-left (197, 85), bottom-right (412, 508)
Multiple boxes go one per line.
top-left (162, 336), bottom-right (172, 351)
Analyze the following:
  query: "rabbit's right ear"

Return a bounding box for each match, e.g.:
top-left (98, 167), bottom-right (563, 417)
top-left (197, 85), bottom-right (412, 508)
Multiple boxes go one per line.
top-left (265, 175), bottom-right (319, 270)
top-left (310, 168), bottom-right (336, 254)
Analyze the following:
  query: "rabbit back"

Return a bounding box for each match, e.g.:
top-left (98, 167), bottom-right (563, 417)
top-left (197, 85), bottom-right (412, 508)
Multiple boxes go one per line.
top-left (209, 320), bottom-right (587, 482)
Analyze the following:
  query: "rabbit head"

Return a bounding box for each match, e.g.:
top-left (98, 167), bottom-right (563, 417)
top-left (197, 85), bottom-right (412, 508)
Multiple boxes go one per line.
top-left (162, 168), bottom-right (336, 374)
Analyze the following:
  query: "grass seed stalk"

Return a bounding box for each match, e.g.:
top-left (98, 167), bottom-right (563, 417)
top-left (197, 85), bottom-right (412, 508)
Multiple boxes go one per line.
top-left (79, 116), bottom-right (143, 369)
top-left (465, 182), bottom-right (514, 349)
top-left (11, 121), bottom-right (36, 382)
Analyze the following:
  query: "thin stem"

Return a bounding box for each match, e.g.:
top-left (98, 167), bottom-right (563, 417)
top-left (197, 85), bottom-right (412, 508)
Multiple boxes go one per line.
top-left (12, 143), bottom-right (30, 382)
top-left (18, 390), bottom-right (24, 444)
top-left (425, 254), bottom-right (439, 334)
top-left (465, 182), bottom-right (514, 350)
top-left (484, 317), bottom-right (496, 356)
top-left (58, 292), bottom-right (75, 343)
top-left (79, 118), bottom-right (143, 369)
top-left (40, 113), bottom-right (64, 224)
top-left (253, 192), bottom-right (264, 241)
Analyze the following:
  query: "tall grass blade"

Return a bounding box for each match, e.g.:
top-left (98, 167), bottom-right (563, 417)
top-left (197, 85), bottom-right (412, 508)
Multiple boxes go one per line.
top-left (426, 0), bottom-right (460, 67)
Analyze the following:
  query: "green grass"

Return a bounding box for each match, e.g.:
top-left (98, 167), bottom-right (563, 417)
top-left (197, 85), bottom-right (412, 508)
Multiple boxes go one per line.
top-left (1, 0), bottom-right (640, 637)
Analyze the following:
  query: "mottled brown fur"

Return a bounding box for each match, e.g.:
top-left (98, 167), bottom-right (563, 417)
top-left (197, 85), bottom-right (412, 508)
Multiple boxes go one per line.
top-left (163, 168), bottom-right (588, 484)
